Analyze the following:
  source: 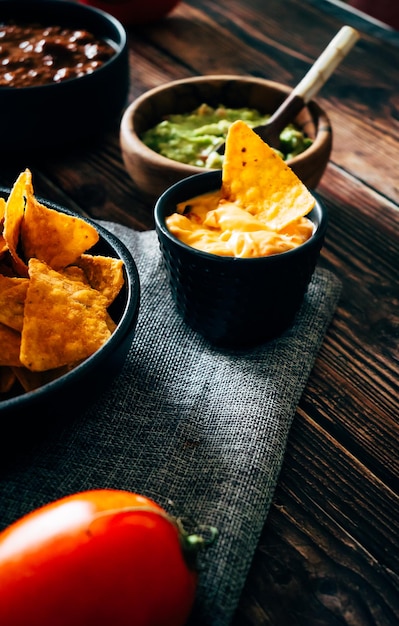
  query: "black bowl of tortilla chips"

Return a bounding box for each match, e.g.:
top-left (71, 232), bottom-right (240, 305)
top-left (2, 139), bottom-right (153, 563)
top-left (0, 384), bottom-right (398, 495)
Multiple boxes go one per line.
top-left (0, 171), bottom-right (140, 449)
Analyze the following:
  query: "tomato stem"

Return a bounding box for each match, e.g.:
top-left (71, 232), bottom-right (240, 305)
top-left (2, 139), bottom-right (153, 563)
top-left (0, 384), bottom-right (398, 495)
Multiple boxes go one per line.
top-left (89, 505), bottom-right (218, 569)
top-left (175, 519), bottom-right (218, 569)
top-left (184, 526), bottom-right (219, 550)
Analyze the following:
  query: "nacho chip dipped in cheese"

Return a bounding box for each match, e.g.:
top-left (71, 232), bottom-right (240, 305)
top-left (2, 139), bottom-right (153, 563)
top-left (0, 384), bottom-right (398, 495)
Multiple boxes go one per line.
top-left (166, 120), bottom-right (316, 258)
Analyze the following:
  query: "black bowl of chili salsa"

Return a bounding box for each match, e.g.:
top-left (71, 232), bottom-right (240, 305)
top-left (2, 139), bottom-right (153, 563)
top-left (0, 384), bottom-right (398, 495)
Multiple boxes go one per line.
top-left (0, 0), bottom-right (129, 155)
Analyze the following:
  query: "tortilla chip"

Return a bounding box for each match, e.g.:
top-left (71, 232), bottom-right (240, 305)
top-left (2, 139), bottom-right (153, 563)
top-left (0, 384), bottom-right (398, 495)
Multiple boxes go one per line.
top-left (0, 275), bottom-right (29, 332)
top-left (74, 254), bottom-right (125, 306)
top-left (0, 323), bottom-right (22, 367)
top-left (0, 197), bottom-right (7, 255)
top-left (0, 366), bottom-right (16, 394)
top-left (0, 256), bottom-right (18, 277)
top-left (0, 235), bottom-right (7, 259)
top-left (20, 258), bottom-right (112, 371)
top-left (222, 120), bottom-right (315, 231)
top-left (59, 265), bottom-right (89, 284)
top-left (3, 169), bottom-right (30, 276)
top-left (21, 194), bottom-right (99, 270)
top-left (105, 312), bottom-right (117, 333)
top-left (12, 364), bottom-right (77, 392)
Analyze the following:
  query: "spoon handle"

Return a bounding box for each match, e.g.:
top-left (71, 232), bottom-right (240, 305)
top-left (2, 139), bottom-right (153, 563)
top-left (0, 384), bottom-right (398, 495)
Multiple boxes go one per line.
top-left (217, 26), bottom-right (360, 153)
top-left (292, 25), bottom-right (360, 103)
top-left (261, 25), bottom-right (360, 137)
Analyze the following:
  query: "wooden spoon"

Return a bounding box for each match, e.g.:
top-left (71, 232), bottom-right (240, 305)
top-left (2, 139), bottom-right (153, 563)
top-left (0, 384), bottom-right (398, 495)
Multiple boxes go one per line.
top-left (217, 25), bottom-right (360, 154)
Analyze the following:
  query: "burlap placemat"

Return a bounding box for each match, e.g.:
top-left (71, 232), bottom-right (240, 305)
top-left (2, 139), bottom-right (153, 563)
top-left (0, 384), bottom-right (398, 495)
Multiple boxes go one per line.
top-left (0, 224), bottom-right (341, 626)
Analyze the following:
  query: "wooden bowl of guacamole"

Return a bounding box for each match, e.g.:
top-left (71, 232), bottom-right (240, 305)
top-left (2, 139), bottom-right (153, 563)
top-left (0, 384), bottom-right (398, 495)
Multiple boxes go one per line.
top-left (120, 75), bottom-right (332, 200)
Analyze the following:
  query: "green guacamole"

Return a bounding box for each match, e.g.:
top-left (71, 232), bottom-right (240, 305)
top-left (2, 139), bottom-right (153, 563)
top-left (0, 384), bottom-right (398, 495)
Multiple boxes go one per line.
top-left (141, 103), bottom-right (313, 168)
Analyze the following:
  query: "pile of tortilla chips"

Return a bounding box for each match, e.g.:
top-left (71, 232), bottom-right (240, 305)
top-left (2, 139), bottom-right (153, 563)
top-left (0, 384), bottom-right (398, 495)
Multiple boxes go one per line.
top-left (0, 169), bottom-right (125, 399)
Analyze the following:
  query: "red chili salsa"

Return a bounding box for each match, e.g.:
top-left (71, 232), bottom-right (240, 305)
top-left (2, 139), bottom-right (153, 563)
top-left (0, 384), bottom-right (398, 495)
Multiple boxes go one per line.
top-left (0, 22), bottom-right (116, 88)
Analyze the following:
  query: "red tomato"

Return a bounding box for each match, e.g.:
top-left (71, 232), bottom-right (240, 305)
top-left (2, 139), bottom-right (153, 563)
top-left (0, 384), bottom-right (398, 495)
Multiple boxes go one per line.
top-left (79, 0), bottom-right (181, 26)
top-left (0, 489), bottom-right (198, 626)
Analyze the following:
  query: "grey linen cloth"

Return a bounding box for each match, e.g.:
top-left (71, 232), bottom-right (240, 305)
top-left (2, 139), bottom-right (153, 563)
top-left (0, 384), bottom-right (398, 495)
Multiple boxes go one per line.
top-left (0, 224), bottom-right (341, 626)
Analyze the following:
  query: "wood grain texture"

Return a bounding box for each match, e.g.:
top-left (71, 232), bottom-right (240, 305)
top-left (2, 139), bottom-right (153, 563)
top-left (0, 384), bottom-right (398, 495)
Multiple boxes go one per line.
top-left (0, 1), bottom-right (398, 623)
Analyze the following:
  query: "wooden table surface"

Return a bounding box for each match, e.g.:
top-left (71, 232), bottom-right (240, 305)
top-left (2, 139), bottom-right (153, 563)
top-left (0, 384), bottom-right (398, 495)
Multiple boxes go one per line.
top-left (1, 1), bottom-right (398, 624)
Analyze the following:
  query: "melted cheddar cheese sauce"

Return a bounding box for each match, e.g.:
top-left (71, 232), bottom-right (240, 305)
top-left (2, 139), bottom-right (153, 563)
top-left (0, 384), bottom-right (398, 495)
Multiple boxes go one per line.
top-left (166, 191), bottom-right (314, 258)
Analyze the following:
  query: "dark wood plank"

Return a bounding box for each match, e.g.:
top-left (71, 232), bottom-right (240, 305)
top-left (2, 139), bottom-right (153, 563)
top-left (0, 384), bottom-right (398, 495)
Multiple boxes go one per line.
top-left (233, 476), bottom-right (399, 625)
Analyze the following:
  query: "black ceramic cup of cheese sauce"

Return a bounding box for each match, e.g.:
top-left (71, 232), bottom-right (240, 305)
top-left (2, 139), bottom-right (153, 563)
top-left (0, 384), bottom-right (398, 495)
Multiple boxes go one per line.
top-left (155, 170), bottom-right (328, 349)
